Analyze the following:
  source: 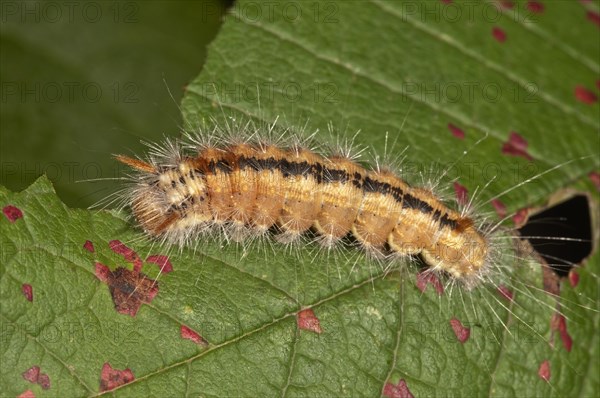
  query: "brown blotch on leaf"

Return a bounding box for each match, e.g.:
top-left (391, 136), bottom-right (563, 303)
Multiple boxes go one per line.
top-left (99, 362), bottom-right (135, 392)
top-left (297, 309), bottom-right (322, 334)
top-left (541, 260), bottom-right (561, 298)
top-left (516, 238), bottom-right (561, 298)
top-left (103, 267), bottom-right (158, 317)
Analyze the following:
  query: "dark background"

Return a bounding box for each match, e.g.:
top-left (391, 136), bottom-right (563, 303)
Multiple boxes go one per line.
top-left (1, 0), bottom-right (231, 207)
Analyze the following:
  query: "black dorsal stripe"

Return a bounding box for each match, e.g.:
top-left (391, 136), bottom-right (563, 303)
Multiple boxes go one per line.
top-left (186, 154), bottom-right (462, 231)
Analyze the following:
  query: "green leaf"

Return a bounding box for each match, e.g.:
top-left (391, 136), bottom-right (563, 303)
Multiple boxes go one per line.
top-left (2, 0), bottom-right (599, 397)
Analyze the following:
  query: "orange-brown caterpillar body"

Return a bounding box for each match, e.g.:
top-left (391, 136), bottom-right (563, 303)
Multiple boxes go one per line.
top-left (118, 137), bottom-right (490, 286)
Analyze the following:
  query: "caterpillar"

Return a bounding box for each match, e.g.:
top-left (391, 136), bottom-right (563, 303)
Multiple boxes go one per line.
top-left (114, 122), bottom-right (507, 290)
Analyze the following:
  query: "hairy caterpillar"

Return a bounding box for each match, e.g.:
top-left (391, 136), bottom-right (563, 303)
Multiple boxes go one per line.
top-left (115, 124), bottom-right (492, 289)
top-left (112, 116), bottom-right (595, 294)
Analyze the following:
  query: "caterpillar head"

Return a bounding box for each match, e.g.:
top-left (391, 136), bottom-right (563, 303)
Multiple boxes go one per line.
top-left (116, 155), bottom-right (210, 241)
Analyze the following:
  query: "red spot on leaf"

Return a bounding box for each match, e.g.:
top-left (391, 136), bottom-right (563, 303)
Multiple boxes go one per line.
top-left (146, 255), bottom-right (173, 273)
top-left (38, 373), bottom-right (50, 390)
top-left (447, 123), bottom-right (465, 139)
top-left (512, 207), bottom-right (530, 226)
top-left (22, 284), bottom-right (33, 302)
top-left (383, 379), bottom-right (414, 398)
top-left (587, 11), bottom-right (600, 27)
top-left (297, 308), bottom-right (322, 334)
top-left (569, 270), bottom-right (580, 288)
top-left (21, 366), bottom-right (50, 390)
top-left (502, 132), bottom-right (533, 161)
top-left (453, 182), bottom-right (468, 206)
top-left (527, 1), bottom-right (544, 13)
top-left (99, 362), bottom-right (135, 392)
top-left (3, 204), bottom-right (23, 223)
top-left (83, 240), bottom-right (95, 253)
top-left (492, 27), bottom-right (507, 43)
top-left (180, 325), bottom-right (208, 346)
top-left (491, 199), bottom-right (507, 219)
top-left (440, 0), bottom-right (452, 4)
top-left (95, 262), bottom-right (111, 282)
top-left (575, 85), bottom-right (598, 104)
top-left (497, 285), bottom-right (514, 301)
top-left (449, 318), bottom-right (470, 343)
top-left (97, 266), bottom-right (158, 317)
top-left (109, 240), bottom-right (143, 272)
top-left (498, 0), bottom-right (514, 9)
top-left (22, 366), bottom-right (40, 384)
top-left (538, 360), bottom-right (551, 381)
top-left (416, 271), bottom-right (444, 295)
top-left (588, 171), bottom-right (600, 191)
top-left (551, 313), bottom-right (573, 352)
top-left (18, 390), bottom-right (35, 398)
